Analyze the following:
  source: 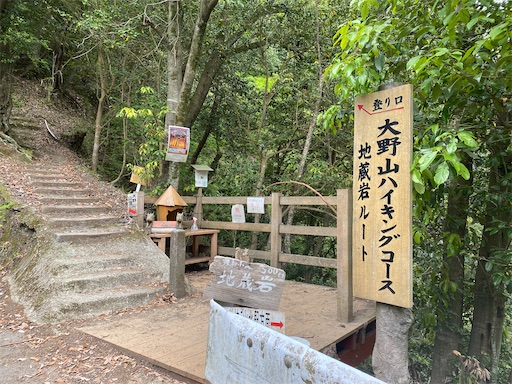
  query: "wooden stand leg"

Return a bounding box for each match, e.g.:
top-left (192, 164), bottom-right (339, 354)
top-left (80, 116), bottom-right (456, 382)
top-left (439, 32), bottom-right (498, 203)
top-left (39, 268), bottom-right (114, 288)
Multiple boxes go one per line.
top-left (210, 233), bottom-right (218, 263)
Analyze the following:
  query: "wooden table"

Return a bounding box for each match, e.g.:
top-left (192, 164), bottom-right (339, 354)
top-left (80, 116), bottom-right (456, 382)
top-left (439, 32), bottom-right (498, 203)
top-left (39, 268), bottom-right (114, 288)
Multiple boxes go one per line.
top-left (150, 229), bottom-right (220, 265)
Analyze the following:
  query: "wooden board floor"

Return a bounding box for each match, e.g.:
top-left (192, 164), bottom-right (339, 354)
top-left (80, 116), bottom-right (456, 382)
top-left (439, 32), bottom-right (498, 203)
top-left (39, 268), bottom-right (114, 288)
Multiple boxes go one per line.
top-left (79, 271), bottom-right (375, 384)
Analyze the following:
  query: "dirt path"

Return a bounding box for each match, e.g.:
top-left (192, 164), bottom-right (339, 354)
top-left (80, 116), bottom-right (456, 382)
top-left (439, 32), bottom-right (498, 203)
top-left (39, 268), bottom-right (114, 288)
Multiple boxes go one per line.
top-left (0, 271), bottom-right (197, 384)
top-left (0, 78), bottom-right (194, 383)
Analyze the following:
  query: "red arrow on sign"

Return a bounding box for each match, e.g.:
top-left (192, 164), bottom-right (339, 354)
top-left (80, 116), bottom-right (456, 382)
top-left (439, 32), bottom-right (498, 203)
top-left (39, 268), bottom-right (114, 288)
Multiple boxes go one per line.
top-left (358, 104), bottom-right (404, 115)
top-left (271, 321), bottom-right (284, 329)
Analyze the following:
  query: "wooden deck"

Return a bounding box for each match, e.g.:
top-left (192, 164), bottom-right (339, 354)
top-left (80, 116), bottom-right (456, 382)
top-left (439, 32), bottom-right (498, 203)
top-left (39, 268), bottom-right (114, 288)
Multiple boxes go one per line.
top-left (79, 271), bottom-right (375, 383)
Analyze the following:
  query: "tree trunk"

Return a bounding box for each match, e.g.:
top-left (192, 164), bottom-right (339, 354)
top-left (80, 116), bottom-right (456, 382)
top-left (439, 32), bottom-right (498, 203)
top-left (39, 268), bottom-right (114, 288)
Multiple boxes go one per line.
top-left (182, 52), bottom-right (223, 128)
top-left (250, 154), bottom-right (269, 250)
top-left (0, 54), bottom-right (12, 135)
top-left (470, 265), bottom-right (506, 383)
top-left (468, 137), bottom-right (511, 382)
top-left (162, 0), bottom-right (183, 188)
top-left (189, 93), bottom-right (220, 165)
top-left (176, 0), bottom-right (218, 123)
top-left (431, 166), bottom-right (472, 383)
top-left (0, 0), bottom-right (12, 134)
top-left (283, 0), bottom-right (324, 253)
top-left (52, 43), bottom-right (65, 93)
top-left (163, 0), bottom-right (219, 188)
top-left (372, 304), bottom-right (413, 384)
top-left (372, 81), bottom-right (412, 384)
top-left (91, 45), bottom-right (107, 172)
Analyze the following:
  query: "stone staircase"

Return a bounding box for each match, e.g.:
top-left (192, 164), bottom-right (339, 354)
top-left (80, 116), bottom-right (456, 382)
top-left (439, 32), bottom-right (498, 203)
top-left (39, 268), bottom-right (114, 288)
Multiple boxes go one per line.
top-left (7, 163), bottom-right (171, 323)
top-left (8, 115), bottom-right (42, 151)
top-left (31, 167), bottom-right (129, 242)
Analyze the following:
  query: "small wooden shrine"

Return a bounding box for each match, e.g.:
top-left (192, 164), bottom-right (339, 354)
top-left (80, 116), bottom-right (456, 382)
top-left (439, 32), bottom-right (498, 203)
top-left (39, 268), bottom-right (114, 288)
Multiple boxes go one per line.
top-left (154, 185), bottom-right (187, 221)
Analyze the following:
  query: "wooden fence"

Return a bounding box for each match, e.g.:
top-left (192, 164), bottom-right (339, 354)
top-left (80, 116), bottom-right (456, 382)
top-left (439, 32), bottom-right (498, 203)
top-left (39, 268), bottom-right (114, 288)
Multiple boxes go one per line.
top-left (177, 189), bottom-right (354, 323)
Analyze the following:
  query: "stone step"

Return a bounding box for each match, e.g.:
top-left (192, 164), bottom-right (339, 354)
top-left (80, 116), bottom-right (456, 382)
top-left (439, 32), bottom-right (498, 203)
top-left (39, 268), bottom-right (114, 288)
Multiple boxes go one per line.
top-left (44, 285), bottom-right (168, 322)
top-left (10, 132), bottom-right (39, 149)
top-left (31, 181), bottom-right (83, 188)
top-left (29, 174), bottom-right (70, 181)
top-left (54, 256), bottom-right (134, 275)
top-left (58, 268), bottom-right (153, 292)
top-left (10, 116), bottom-right (40, 127)
top-left (27, 169), bottom-right (68, 176)
top-left (35, 187), bottom-right (93, 196)
top-left (48, 215), bottom-right (119, 229)
top-left (54, 228), bottom-right (129, 243)
top-left (53, 254), bottom-right (134, 274)
top-left (42, 205), bottom-right (107, 216)
top-left (39, 196), bottom-right (100, 205)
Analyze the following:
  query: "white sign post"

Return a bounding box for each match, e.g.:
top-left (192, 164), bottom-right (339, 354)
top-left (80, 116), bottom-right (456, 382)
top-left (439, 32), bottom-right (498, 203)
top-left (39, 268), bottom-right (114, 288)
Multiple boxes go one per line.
top-left (231, 204), bottom-right (246, 223)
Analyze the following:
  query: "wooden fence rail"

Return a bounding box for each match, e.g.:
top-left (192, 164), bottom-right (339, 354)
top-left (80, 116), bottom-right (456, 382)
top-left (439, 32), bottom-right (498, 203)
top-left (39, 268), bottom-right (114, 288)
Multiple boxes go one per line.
top-left (147, 189), bottom-right (353, 322)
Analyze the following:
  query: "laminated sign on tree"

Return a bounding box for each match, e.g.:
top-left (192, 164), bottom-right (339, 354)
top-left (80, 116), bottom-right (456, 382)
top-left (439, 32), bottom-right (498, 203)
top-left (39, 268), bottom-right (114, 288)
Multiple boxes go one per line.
top-left (352, 84), bottom-right (413, 308)
top-left (165, 125), bottom-right (190, 162)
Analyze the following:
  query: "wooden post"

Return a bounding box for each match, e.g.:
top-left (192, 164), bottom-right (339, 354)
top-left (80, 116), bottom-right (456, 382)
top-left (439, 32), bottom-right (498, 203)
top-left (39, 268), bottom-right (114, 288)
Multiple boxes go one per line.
top-left (195, 188), bottom-right (203, 228)
top-left (337, 189), bottom-right (353, 323)
top-left (371, 82), bottom-right (413, 384)
top-left (135, 191), bottom-right (145, 228)
top-left (169, 229), bottom-right (186, 298)
top-left (270, 192), bottom-right (282, 268)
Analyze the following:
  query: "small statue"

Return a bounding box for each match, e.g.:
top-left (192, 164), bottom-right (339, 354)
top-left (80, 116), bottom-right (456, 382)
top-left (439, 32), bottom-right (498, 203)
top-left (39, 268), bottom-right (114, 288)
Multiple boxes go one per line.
top-left (191, 216), bottom-right (198, 231)
top-left (234, 247), bottom-right (250, 262)
top-left (176, 212), bottom-right (183, 229)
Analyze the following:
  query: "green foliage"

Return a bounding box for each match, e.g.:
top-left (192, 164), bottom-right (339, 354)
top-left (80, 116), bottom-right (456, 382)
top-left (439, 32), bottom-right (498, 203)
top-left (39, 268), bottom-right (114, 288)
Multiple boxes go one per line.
top-left (0, 202), bottom-right (14, 225)
top-left (0, 0), bottom-right (53, 72)
top-left (325, 0), bottom-right (512, 380)
top-left (116, 87), bottom-right (167, 192)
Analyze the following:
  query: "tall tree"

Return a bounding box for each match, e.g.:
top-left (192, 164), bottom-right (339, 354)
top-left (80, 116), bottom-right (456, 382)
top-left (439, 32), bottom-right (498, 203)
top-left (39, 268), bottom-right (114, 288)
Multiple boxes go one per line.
top-left (324, 0), bottom-right (511, 381)
top-left (0, 0), bottom-right (72, 137)
top-left (143, 0), bottom-right (293, 187)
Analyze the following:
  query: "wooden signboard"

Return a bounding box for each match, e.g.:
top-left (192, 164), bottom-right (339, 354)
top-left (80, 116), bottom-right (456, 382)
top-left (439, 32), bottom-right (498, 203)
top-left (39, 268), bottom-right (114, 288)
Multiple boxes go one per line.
top-left (352, 84), bottom-right (413, 308)
top-left (129, 166), bottom-right (150, 186)
top-left (204, 256), bottom-right (286, 311)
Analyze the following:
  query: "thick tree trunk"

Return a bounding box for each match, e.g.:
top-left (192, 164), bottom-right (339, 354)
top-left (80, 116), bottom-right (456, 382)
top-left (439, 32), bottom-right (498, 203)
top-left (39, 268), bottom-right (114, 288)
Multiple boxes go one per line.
top-left (372, 304), bottom-right (413, 384)
top-left (182, 52), bottom-right (223, 128)
top-left (162, 0), bottom-right (183, 188)
top-left (431, 168), bottom-right (472, 383)
top-left (468, 134), bottom-right (511, 383)
top-left (371, 81), bottom-right (412, 384)
top-left (176, 0), bottom-right (218, 123)
top-left (470, 266), bottom-right (506, 382)
top-left (52, 43), bottom-right (64, 93)
top-left (164, 0), bottom-right (218, 188)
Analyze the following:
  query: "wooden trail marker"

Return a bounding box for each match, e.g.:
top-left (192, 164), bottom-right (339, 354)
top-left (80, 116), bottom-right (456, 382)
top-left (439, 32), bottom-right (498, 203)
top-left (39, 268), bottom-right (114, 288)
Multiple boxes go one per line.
top-left (204, 256), bottom-right (286, 311)
top-left (352, 84), bottom-right (413, 308)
